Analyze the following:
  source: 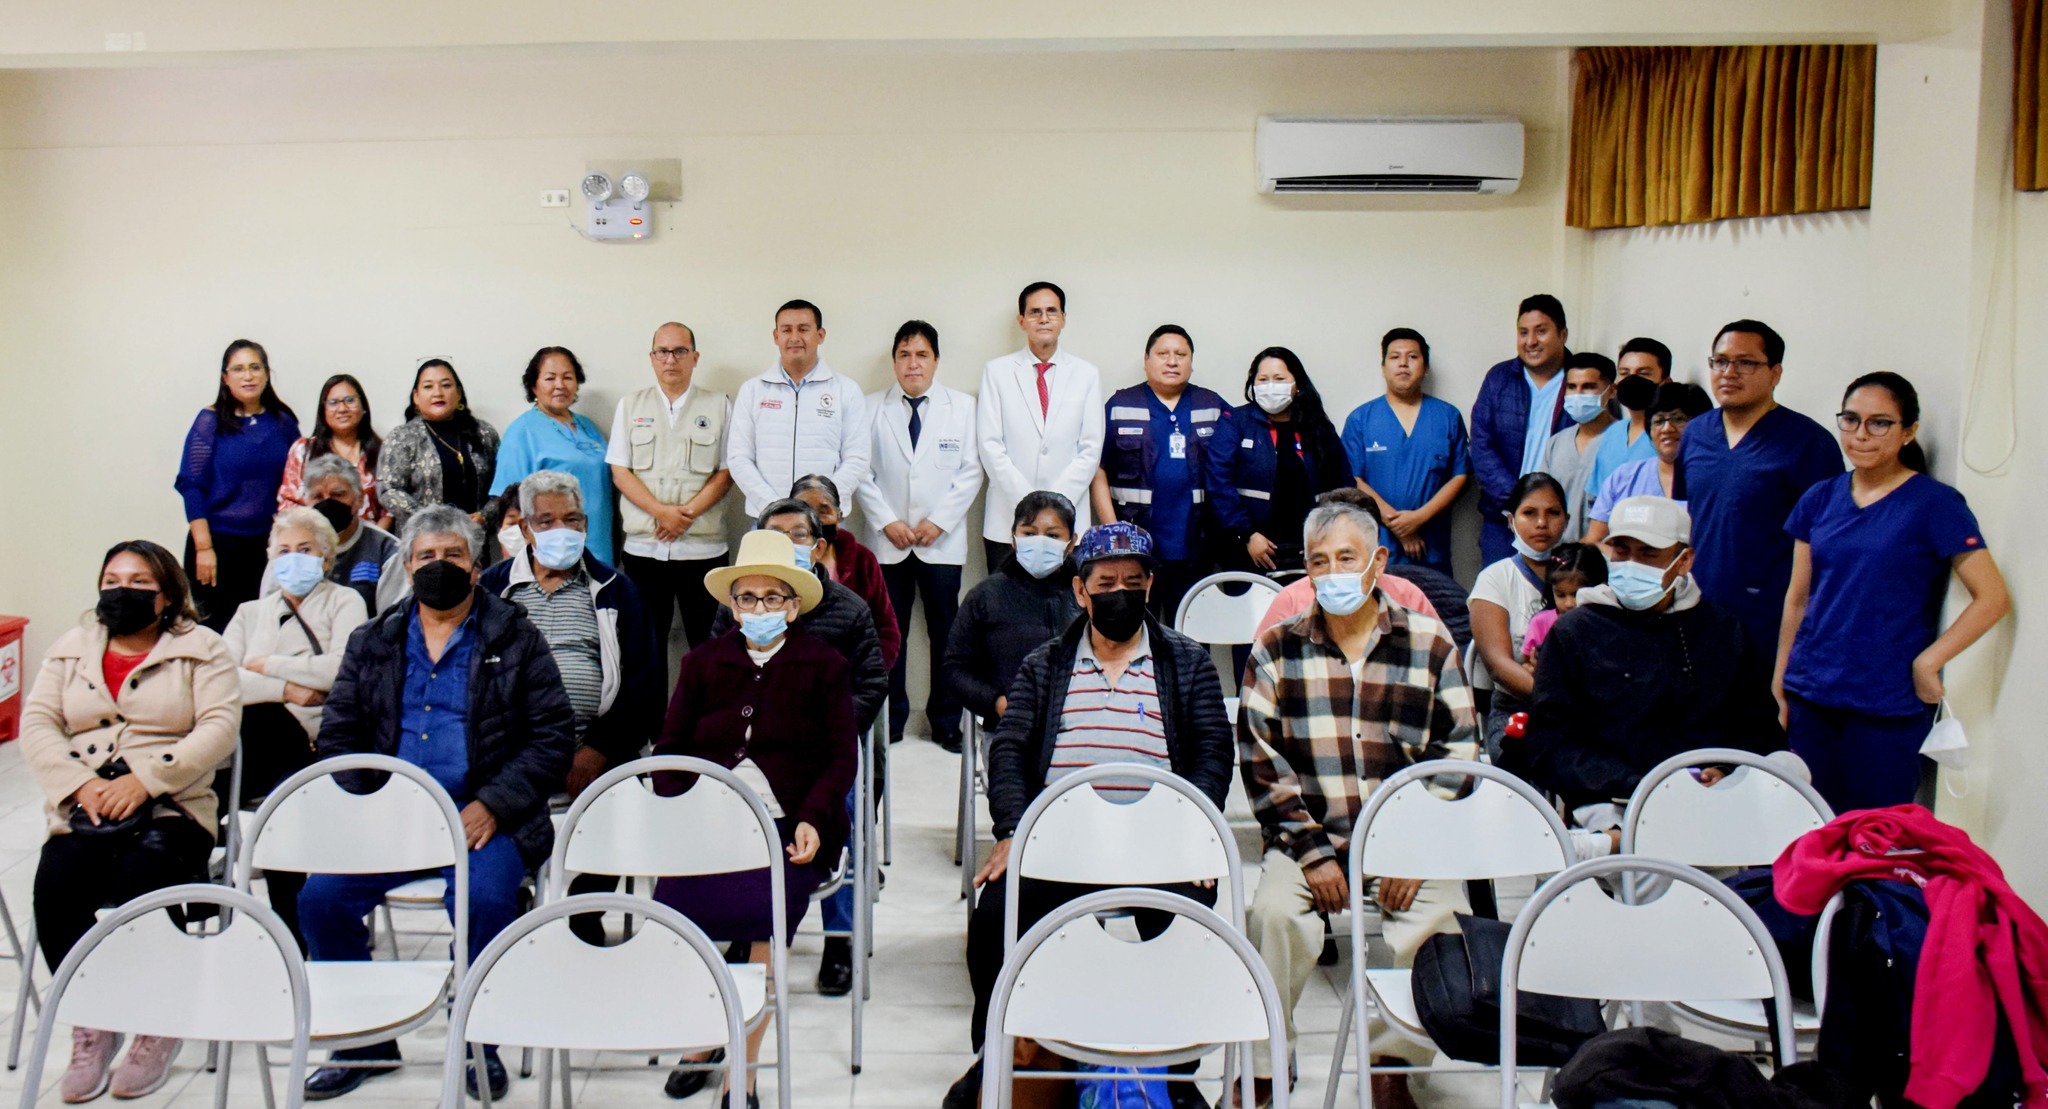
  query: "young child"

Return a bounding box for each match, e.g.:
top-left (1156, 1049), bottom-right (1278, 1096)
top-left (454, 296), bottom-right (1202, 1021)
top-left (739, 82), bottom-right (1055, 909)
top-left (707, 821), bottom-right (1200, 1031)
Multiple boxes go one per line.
top-left (1522, 542), bottom-right (1607, 667)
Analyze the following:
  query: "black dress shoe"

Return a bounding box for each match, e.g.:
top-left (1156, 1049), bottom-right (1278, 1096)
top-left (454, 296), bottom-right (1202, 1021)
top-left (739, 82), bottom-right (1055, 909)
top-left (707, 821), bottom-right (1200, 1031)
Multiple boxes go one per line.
top-left (464, 1047), bottom-right (508, 1101)
top-left (664, 1049), bottom-right (724, 1100)
top-left (943, 1060), bottom-right (982, 1109)
top-left (816, 936), bottom-right (853, 996)
top-left (303, 1044), bottom-right (401, 1101)
top-left (933, 733), bottom-right (963, 754)
top-left (720, 1090), bottom-right (760, 1109)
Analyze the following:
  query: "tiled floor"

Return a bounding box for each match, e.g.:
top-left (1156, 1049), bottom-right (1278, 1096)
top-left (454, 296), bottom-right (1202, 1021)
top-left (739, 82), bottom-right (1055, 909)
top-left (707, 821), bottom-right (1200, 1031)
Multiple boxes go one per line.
top-left (0, 735), bottom-right (1549, 1109)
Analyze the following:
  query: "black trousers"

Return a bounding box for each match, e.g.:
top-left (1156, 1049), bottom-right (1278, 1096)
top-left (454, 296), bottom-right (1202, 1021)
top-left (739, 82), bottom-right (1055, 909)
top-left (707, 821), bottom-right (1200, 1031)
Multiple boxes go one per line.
top-left (35, 817), bottom-right (214, 971)
top-left (620, 553), bottom-right (727, 668)
top-left (983, 539), bottom-right (1012, 575)
top-left (218, 701), bottom-right (318, 947)
top-left (186, 531), bottom-right (270, 634)
top-left (967, 875), bottom-right (1217, 1051)
top-left (881, 555), bottom-right (964, 745)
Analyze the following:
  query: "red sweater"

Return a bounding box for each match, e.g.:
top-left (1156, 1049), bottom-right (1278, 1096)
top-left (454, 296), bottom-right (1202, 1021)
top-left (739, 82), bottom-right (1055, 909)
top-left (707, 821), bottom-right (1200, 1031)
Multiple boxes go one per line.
top-left (1775, 806), bottom-right (2048, 1109)
top-left (829, 532), bottom-right (901, 670)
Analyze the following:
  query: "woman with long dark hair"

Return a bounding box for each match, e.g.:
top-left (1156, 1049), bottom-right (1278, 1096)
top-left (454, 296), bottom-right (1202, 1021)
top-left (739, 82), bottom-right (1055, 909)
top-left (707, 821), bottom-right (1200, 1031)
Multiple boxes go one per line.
top-left (1203, 346), bottom-right (1355, 577)
top-left (1775, 372), bottom-right (2011, 810)
top-left (375, 358), bottom-right (503, 533)
top-left (175, 339), bottom-right (300, 631)
top-left (1469, 472), bottom-right (1569, 761)
top-left (278, 374), bottom-right (388, 528)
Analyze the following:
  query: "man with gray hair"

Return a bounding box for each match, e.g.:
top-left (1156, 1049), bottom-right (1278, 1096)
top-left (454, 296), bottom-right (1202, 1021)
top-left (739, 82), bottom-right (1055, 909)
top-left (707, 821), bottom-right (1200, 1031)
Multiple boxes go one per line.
top-left (1238, 496), bottom-right (1477, 1109)
top-left (274, 453), bottom-right (404, 614)
top-left (302, 504), bottom-right (575, 1102)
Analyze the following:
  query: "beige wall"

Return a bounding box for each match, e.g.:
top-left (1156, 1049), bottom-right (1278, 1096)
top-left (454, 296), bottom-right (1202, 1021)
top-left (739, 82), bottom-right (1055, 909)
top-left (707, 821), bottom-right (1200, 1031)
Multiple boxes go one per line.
top-left (0, 46), bottom-right (1568, 676)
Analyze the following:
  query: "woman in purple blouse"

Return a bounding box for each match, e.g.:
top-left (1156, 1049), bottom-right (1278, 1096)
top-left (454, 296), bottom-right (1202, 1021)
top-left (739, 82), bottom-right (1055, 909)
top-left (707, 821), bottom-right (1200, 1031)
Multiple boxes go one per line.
top-left (175, 339), bottom-right (299, 632)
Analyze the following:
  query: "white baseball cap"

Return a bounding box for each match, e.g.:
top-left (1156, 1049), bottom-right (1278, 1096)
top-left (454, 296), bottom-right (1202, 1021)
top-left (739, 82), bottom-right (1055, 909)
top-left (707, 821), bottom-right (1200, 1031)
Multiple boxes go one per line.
top-left (1606, 496), bottom-right (1691, 549)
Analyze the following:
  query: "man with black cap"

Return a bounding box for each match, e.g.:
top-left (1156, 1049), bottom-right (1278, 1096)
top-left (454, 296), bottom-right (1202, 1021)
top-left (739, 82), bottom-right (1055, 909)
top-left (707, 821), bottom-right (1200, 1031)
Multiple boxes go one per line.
top-left (945, 521), bottom-right (1234, 1109)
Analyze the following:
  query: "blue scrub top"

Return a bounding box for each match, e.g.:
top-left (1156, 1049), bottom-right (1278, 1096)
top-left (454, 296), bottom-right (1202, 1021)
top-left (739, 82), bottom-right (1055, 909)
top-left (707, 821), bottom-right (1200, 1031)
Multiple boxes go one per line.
top-left (1782, 473), bottom-right (1985, 717)
top-left (1520, 370), bottom-right (1566, 478)
top-left (493, 407), bottom-right (617, 564)
top-left (1587, 457), bottom-right (1672, 523)
top-left (1678, 406), bottom-right (1843, 655)
top-left (1586, 419), bottom-right (1656, 502)
top-left (1341, 396), bottom-right (1470, 570)
top-left (1145, 390), bottom-right (1198, 561)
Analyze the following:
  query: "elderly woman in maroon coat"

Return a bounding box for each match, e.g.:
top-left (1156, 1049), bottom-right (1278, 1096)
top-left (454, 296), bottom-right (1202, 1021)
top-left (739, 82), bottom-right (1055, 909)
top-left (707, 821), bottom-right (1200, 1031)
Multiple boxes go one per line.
top-left (652, 528), bottom-right (857, 1107)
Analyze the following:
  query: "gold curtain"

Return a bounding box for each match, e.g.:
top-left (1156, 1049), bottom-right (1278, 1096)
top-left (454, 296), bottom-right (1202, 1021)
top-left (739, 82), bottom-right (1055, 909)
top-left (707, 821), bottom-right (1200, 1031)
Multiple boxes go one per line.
top-left (2021, 0), bottom-right (2048, 190)
top-left (1567, 46), bottom-right (1875, 230)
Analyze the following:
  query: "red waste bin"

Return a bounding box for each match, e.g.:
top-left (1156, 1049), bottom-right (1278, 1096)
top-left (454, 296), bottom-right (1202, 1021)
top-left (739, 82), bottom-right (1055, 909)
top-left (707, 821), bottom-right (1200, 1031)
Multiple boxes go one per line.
top-left (0, 616), bottom-right (27, 743)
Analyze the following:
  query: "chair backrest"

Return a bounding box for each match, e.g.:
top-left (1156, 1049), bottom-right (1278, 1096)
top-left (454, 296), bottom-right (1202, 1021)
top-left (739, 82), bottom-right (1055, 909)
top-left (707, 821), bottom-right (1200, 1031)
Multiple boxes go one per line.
top-left (1350, 761), bottom-right (1575, 886)
top-left (241, 754), bottom-right (465, 876)
top-left (1621, 748), bottom-right (1834, 868)
top-left (1005, 765), bottom-right (1244, 948)
top-left (1174, 572), bottom-right (1283, 646)
top-left (18, 885), bottom-right (311, 1109)
top-left (1496, 856), bottom-right (1796, 1108)
top-left (547, 756), bottom-right (785, 899)
top-left (983, 889), bottom-right (1290, 1109)
top-left (440, 893), bottom-right (747, 1109)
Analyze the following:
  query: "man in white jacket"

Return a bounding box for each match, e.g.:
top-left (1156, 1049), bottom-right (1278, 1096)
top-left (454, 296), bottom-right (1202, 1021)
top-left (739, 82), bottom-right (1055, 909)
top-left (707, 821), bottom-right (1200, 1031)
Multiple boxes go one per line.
top-left (857, 320), bottom-right (982, 752)
top-left (728, 299), bottom-right (872, 517)
top-left (976, 281), bottom-right (1105, 571)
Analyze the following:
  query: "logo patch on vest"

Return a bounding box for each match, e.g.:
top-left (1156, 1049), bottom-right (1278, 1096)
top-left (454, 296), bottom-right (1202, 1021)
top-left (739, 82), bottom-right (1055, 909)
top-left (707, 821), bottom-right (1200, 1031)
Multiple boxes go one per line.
top-left (820, 394), bottom-right (836, 409)
top-left (694, 415), bottom-right (711, 430)
top-left (760, 399), bottom-right (783, 410)
top-left (632, 416), bottom-right (656, 427)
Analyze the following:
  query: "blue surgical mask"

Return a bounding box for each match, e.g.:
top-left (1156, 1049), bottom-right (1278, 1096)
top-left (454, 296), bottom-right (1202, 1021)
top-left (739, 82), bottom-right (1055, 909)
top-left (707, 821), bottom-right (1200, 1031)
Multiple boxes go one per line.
top-left (273, 553), bottom-right (325, 597)
top-left (1564, 394), bottom-right (1607, 424)
top-left (1313, 571), bottom-right (1371, 616)
top-left (1013, 535), bottom-right (1068, 579)
top-left (531, 527), bottom-right (586, 571)
top-left (791, 544), bottom-right (814, 573)
top-left (1511, 533), bottom-right (1547, 562)
top-left (739, 610), bottom-right (790, 647)
top-left (1608, 559), bottom-right (1676, 611)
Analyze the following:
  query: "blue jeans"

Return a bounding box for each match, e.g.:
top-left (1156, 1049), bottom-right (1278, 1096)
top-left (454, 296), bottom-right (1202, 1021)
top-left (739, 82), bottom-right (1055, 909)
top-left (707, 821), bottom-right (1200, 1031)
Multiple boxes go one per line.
top-left (298, 833), bottom-right (526, 965)
top-left (821, 788), bottom-right (858, 934)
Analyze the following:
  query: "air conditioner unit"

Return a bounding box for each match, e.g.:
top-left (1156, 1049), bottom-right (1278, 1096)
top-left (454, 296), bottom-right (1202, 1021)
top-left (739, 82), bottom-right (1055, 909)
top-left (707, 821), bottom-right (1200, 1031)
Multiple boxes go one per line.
top-left (1255, 116), bottom-right (1524, 195)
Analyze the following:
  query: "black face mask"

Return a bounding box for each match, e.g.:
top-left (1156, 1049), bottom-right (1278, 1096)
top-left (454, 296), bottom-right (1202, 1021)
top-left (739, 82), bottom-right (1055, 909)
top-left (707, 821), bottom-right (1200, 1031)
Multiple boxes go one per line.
top-left (96, 587), bottom-right (162, 637)
top-left (818, 522), bottom-right (839, 545)
top-left (1086, 588), bottom-right (1148, 642)
top-left (412, 559), bottom-right (474, 611)
top-left (1616, 373), bottom-right (1660, 412)
top-left (312, 497), bottom-right (356, 533)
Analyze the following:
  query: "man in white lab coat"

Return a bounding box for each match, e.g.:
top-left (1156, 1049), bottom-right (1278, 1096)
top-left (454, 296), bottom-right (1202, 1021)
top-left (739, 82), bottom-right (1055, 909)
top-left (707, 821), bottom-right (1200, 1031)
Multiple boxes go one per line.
top-left (857, 321), bottom-right (983, 753)
top-left (728, 298), bottom-right (872, 518)
top-left (975, 281), bottom-right (1105, 571)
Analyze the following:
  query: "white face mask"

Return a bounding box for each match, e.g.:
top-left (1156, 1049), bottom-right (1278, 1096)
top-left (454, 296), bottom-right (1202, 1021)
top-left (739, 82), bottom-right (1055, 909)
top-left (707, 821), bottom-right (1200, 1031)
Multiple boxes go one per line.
top-left (1252, 382), bottom-right (1295, 414)
top-left (497, 525), bottom-right (527, 562)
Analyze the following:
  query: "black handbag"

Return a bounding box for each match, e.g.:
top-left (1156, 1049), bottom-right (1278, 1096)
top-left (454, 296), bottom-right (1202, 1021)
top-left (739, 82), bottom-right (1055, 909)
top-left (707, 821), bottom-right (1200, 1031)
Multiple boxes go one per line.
top-left (1410, 912), bottom-right (1606, 1066)
top-left (66, 758), bottom-right (153, 837)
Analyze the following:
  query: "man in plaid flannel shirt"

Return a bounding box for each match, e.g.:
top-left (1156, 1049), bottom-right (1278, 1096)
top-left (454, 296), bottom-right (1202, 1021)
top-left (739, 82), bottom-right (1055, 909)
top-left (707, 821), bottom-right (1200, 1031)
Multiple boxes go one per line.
top-left (1238, 497), bottom-right (1477, 1108)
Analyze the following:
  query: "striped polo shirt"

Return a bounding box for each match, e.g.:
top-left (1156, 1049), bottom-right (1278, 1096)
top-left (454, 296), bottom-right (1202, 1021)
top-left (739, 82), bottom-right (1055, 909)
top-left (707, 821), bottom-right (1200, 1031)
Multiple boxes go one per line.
top-left (508, 569), bottom-right (604, 733)
top-left (1048, 628), bottom-right (1169, 799)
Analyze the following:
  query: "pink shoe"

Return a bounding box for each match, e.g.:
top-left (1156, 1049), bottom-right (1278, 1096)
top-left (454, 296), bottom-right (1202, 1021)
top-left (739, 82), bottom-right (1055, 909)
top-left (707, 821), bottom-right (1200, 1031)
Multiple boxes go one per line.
top-left (60, 1028), bottom-right (123, 1104)
top-left (110, 1036), bottom-right (181, 1099)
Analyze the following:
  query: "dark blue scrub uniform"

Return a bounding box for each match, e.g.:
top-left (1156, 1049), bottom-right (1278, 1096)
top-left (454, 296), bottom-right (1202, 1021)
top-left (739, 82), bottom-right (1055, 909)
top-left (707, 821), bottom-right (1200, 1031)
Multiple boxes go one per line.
top-left (1677, 406), bottom-right (1843, 655)
top-left (1341, 396), bottom-right (1471, 572)
top-left (1782, 472), bottom-right (1986, 811)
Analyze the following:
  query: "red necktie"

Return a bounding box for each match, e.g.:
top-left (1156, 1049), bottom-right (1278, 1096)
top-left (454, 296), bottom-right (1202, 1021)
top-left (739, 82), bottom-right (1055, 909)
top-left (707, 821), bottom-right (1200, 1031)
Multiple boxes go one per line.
top-left (1035, 362), bottom-right (1053, 419)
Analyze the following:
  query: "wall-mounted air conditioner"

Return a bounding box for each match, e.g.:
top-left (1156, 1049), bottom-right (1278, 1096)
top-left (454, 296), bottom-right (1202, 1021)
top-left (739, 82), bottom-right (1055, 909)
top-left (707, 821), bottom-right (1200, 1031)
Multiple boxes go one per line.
top-left (1255, 116), bottom-right (1524, 195)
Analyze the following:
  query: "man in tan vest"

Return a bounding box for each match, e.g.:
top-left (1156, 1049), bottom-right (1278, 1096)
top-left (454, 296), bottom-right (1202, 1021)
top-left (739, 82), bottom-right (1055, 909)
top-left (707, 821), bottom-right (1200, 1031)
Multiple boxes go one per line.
top-left (607, 321), bottom-right (734, 666)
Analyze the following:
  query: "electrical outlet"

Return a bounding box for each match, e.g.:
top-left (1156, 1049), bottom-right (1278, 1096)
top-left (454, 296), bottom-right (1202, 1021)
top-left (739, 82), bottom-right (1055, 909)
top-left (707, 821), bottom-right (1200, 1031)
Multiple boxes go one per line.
top-left (540, 190), bottom-right (570, 208)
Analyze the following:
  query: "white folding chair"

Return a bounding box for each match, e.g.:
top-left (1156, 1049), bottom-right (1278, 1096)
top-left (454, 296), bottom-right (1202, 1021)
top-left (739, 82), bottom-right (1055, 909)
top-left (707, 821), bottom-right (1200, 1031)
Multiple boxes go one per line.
top-left (543, 756), bottom-right (794, 1109)
top-left (982, 890), bottom-right (1290, 1109)
top-left (1174, 572), bottom-right (1284, 649)
top-left (233, 755), bottom-right (476, 1104)
top-left (1330, 760), bottom-right (1576, 1109)
top-left (15, 884), bottom-right (312, 1109)
top-left (1497, 856), bottom-right (1799, 1109)
top-left (1002, 764), bottom-right (1250, 1106)
top-left (806, 725), bottom-right (877, 1071)
top-left (439, 894), bottom-right (749, 1109)
top-left (956, 714), bottom-right (988, 912)
top-left (1620, 748), bottom-right (1837, 1047)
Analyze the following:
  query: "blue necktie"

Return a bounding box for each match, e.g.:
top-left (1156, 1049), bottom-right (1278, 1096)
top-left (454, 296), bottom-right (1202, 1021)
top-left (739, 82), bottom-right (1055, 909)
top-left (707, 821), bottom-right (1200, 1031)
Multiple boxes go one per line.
top-left (907, 395), bottom-right (926, 449)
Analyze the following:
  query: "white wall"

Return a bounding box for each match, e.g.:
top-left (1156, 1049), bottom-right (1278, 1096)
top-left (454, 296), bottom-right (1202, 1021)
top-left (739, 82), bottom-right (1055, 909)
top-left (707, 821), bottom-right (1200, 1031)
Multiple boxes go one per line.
top-left (0, 46), bottom-right (1569, 676)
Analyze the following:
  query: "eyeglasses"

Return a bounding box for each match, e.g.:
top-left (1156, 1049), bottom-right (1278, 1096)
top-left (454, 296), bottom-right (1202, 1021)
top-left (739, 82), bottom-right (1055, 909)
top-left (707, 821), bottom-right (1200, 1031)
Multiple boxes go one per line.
top-left (324, 396), bottom-right (363, 410)
top-left (1707, 356), bottom-right (1773, 377)
top-left (1649, 413), bottom-right (1690, 429)
top-left (1023, 308), bottom-right (1064, 321)
top-left (1836, 412), bottom-right (1902, 436)
top-left (651, 347), bottom-right (694, 362)
top-left (772, 528), bottom-right (814, 544)
top-left (731, 592), bottom-right (796, 612)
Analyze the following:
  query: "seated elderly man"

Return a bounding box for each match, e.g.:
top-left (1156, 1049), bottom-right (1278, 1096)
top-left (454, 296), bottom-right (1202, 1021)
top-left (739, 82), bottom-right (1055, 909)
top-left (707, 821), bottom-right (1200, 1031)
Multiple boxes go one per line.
top-left (1240, 497), bottom-right (1477, 1109)
top-left (1518, 496), bottom-right (1785, 825)
top-left (301, 504), bottom-right (575, 1102)
top-left (945, 522), bottom-right (1234, 1109)
top-left (274, 453), bottom-right (405, 615)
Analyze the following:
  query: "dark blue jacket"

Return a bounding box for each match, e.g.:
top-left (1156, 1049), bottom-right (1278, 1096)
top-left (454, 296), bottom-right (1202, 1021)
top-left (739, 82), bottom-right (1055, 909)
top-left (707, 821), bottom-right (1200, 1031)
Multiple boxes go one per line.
top-left (319, 589), bottom-right (577, 867)
top-left (1100, 383), bottom-right (1233, 547)
top-left (480, 551), bottom-right (663, 767)
top-left (1203, 405), bottom-right (1353, 542)
top-left (1470, 357), bottom-right (1571, 517)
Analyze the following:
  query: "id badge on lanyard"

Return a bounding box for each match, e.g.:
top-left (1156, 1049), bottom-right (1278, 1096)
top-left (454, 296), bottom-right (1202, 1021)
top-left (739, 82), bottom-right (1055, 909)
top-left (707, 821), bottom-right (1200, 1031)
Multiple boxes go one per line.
top-left (1169, 431), bottom-right (1187, 460)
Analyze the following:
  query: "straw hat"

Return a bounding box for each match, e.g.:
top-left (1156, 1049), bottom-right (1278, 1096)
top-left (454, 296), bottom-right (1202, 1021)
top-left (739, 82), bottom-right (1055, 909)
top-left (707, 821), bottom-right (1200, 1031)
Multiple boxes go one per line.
top-left (703, 529), bottom-right (824, 614)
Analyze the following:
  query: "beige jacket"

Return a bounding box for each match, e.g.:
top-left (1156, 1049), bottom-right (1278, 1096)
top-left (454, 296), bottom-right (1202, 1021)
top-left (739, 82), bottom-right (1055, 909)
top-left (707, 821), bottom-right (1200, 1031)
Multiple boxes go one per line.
top-left (19, 618), bottom-right (241, 838)
top-left (223, 580), bottom-right (367, 738)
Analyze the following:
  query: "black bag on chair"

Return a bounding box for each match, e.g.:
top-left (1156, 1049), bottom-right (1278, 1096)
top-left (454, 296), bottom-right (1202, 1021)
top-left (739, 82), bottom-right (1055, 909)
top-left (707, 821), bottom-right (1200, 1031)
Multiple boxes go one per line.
top-left (1410, 913), bottom-right (1606, 1066)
